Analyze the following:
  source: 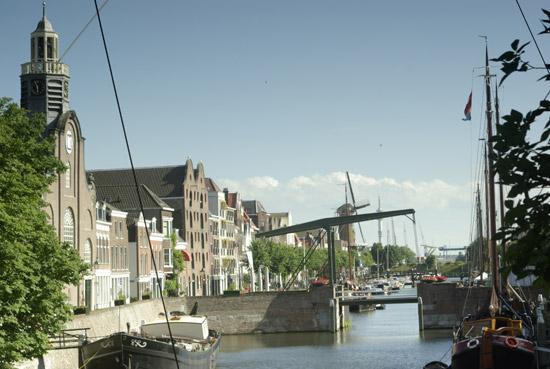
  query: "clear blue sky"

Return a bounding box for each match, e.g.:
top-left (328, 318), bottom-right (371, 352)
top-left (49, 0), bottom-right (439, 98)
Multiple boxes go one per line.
top-left (1, 1), bottom-right (548, 249)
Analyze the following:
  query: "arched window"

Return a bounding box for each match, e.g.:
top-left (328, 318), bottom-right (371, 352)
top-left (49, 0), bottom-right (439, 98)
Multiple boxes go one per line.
top-left (46, 204), bottom-right (54, 225)
top-left (84, 239), bottom-right (92, 264)
top-left (65, 162), bottom-right (71, 189)
top-left (63, 208), bottom-right (75, 247)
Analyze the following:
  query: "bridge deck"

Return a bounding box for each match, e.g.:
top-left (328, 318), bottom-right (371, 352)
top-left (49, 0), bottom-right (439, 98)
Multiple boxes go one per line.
top-left (340, 294), bottom-right (418, 305)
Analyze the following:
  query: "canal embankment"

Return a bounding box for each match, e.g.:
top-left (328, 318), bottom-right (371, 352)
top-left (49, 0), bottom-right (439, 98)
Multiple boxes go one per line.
top-left (417, 282), bottom-right (546, 330)
top-left (17, 287), bottom-right (340, 369)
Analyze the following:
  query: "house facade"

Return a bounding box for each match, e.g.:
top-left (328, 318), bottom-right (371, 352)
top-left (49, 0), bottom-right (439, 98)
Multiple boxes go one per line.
top-left (206, 179), bottom-right (238, 294)
top-left (91, 162), bottom-right (212, 297)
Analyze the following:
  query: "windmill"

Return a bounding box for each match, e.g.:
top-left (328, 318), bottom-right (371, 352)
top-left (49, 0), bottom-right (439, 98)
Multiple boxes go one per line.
top-left (335, 171), bottom-right (370, 280)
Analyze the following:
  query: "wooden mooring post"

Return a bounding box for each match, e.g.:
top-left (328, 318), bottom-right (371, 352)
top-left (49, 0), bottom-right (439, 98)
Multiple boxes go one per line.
top-left (417, 297), bottom-right (424, 332)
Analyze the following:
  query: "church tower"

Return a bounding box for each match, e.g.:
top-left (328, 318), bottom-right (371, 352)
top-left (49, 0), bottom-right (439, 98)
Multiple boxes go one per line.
top-left (20, 3), bottom-right (70, 125)
top-left (19, 5), bottom-right (98, 309)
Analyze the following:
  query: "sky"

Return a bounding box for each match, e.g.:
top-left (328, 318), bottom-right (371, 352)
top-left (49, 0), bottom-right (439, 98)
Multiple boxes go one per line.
top-left (1, 1), bottom-right (548, 251)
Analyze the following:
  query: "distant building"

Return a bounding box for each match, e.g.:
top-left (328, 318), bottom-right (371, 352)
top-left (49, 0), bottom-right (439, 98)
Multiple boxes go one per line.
top-left (206, 179), bottom-right (238, 294)
top-left (268, 212), bottom-right (296, 245)
top-left (242, 200), bottom-right (269, 233)
top-left (225, 190), bottom-right (257, 291)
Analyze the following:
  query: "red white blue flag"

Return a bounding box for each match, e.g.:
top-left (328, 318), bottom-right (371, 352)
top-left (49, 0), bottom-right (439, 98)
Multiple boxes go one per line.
top-left (463, 92), bottom-right (472, 121)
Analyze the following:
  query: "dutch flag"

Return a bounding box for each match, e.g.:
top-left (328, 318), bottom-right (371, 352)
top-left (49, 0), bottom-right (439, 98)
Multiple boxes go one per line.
top-left (463, 92), bottom-right (472, 121)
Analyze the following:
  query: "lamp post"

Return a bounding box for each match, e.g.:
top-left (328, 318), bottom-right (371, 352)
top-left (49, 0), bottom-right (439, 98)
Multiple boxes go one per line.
top-left (259, 264), bottom-right (264, 291)
top-left (200, 268), bottom-right (206, 296)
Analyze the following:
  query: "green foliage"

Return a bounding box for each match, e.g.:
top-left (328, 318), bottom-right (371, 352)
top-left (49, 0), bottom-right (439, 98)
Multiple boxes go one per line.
top-left (248, 239), bottom-right (304, 277)
top-left (368, 243), bottom-right (417, 271)
top-left (490, 17), bottom-right (550, 287)
top-left (438, 261), bottom-right (467, 277)
top-left (0, 99), bottom-right (87, 367)
top-left (165, 231), bottom-right (185, 297)
top-left (425, 255), bottom-right (437, 271)
top-left (360, 250), bottom-right (375, 267)
top-left (305, 248), bottom-right (327, 273)
top-left (164, 279), bottom-right (178, 297)
top-left (171, 231), bottom-right (185, 275)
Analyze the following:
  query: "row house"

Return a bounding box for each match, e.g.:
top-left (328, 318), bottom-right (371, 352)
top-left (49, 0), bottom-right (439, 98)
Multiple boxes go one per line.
top-left (94, 201), bottom-right (130, 309)
top-left (93, 183), bottom-right (179, 300)
top-left (225, 190), bottom-right (258, 291)
top-left (206, 179), bottom-right (238, 294)
top-left (92, 162), bottom-right (211, 297)
top-left (127, 212), bottom-right (166, 300)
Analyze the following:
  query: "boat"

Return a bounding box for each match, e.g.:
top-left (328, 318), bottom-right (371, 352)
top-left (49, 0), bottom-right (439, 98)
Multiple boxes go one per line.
top-left (424, 42), bottom-right (538, 369)
top-left (420, 275), bottom-right (438, 283)
top-left (311, 276), bottom-right (330, 287)
top-left (79, 315), bottom-right (221, 369)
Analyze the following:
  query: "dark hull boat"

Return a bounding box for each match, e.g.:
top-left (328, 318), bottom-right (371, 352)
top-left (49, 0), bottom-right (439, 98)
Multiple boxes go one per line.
top-left (451, 316), bottom-right (536, 369)
top-left (80, 331), bottom-right (220, 369)
top-left (80, 315), bottom-right (220, 369)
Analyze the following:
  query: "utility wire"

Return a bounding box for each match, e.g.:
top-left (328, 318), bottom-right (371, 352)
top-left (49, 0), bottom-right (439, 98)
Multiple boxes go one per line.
top-left (92, 1), bottom-right (181, 368)
top-left (60, 0), bottom-right (111, 62)
top-left (514, 0), bottom-right (550, 100)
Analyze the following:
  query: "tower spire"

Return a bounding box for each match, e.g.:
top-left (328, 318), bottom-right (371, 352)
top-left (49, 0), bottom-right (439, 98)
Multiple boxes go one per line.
top-left (20, 7), bottom-right (70, 125)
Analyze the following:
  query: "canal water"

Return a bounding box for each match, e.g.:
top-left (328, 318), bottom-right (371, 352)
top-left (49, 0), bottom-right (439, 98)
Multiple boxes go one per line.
top-left (218, 288), bottom-right (452, 369)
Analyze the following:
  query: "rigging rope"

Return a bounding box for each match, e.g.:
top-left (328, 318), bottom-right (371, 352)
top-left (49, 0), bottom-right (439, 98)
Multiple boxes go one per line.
top-left (92, 1), bottom-right (181, 368)
top-left (60, 0), bottom-right (111, 62)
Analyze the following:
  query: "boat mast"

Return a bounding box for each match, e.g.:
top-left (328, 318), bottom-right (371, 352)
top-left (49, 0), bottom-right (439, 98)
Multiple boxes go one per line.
top-left (476, 185), bottom-right (484, 282)
top-left (377, 196), bottom-right (382, 279)
top-left (483, 40), bottom-right (499, 295)
top-left (495, 85), bottom-right (506, 264)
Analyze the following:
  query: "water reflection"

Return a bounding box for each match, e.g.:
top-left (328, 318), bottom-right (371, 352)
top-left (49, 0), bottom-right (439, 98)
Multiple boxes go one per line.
top-left (221, 330), bottom-right (345, 352)
top-left (219, 289), bottom-right (453, 369)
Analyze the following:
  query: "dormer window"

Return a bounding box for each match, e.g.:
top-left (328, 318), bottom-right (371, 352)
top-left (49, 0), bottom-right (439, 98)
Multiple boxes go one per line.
top-left (151, 217), bottom-right (157, 233)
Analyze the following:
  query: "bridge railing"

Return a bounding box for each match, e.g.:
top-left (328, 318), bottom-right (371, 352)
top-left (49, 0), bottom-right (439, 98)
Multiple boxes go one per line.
top-left (49, 328), bottom-right (89, 350)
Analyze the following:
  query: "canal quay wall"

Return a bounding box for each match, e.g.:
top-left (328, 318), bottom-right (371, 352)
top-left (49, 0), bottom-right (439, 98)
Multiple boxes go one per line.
top-left (174, 286), bottom-right (338, 334)
top-left (418, 283), bottom-right (491, 330)
top-left (17, 299), bottom-right (167, 369)
top-left (17, 287), bottom-right (339, 369)
top-left (417, 283), bottom-right (546, 330)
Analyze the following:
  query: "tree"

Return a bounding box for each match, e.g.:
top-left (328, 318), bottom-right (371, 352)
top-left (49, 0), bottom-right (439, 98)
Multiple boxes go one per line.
top-left (165, 231), bottom-right (185, 297)
top-left (248, 238), bottom-right (273, 272)
top-left (490, 14), bottom-right (550, 287)
top-left (305, 248), bottom-right (328, 275)
top-left (0, 99), bottom-right (87, 367)
top-left (360, 250), bottom-right (375, 267)
top-left (425, 255), bottom-right (437, 271)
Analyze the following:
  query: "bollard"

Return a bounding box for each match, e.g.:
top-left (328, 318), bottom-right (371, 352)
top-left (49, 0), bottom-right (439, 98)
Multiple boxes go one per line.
top-left (418, 297), bottom-right (424, 333)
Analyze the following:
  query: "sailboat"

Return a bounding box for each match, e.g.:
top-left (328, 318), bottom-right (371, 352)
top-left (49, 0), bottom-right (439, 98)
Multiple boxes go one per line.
top-left (424, 43), bottom-right (538, 369)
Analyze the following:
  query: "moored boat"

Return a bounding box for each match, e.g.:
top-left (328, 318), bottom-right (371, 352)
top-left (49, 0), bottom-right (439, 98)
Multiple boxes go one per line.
top-left (80, 315), bottom-right (220, 369)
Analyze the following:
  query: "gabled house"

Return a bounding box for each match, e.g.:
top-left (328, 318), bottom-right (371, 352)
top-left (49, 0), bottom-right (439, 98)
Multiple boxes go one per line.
top-left (90, 160), bottom-right (211, 296)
